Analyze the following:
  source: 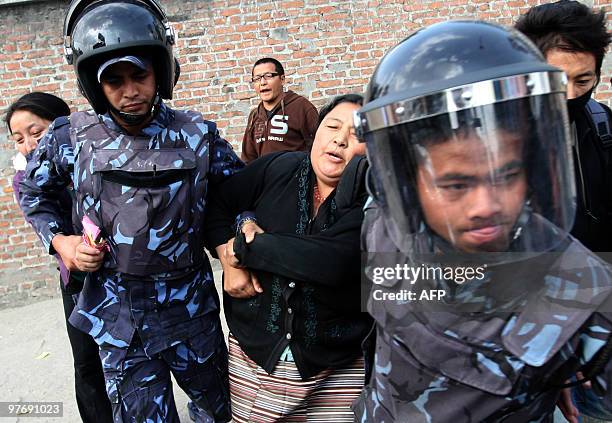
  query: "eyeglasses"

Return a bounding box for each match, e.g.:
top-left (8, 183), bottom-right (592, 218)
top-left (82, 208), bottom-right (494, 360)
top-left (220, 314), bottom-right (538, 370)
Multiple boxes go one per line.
top-left (251, 72), bottom-right (280, 84)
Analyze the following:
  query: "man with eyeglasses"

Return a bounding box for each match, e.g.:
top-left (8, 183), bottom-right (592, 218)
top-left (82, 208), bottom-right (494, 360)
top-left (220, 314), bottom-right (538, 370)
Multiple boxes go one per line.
top-left (241, 57), bottom-right (318, 163)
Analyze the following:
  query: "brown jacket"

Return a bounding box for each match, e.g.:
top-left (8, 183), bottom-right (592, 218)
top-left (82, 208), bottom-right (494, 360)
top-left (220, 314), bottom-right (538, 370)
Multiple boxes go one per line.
top-left (241, 90), bottom-right (319, 163)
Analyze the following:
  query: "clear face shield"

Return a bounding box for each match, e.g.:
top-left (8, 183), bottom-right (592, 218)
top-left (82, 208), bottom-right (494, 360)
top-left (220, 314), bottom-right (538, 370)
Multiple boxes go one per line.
top-left (358, 72), bottom-right (575, 265)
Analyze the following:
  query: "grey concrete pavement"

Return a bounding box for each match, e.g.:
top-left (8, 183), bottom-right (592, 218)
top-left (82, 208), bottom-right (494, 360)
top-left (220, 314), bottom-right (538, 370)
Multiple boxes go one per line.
top-left (0, 268), bottom-right (226, 423)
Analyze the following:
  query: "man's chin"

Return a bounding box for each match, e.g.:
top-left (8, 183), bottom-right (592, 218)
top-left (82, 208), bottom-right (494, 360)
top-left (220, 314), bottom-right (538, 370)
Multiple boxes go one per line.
top-left (120, 107), bottom-right (148, 115)
top-left (458, 239), bottom-right (511, 254)
top-left (109, 110), bottom-right (152, 130)
top-left (454, 230), bottom-right (511, 253)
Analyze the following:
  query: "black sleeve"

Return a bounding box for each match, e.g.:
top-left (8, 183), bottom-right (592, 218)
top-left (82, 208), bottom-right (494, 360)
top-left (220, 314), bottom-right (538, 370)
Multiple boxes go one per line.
top-left (601, 104), bottom-right (612, 217)
top-left (204, 151), bottom-right (289, 252)
top-left (233, 205), bottom-right (363, 287)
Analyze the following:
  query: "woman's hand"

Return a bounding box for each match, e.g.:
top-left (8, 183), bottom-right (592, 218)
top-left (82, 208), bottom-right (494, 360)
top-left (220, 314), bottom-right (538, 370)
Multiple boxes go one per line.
top-left (240, 220), bottom-right (264, 243)
top-left (52, 234), bottom-right (105, 272)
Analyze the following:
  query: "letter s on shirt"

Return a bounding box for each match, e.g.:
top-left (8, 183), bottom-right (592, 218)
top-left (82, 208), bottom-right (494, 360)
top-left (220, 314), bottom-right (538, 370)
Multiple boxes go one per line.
top-left (270, 115), bottom-right (289, 135)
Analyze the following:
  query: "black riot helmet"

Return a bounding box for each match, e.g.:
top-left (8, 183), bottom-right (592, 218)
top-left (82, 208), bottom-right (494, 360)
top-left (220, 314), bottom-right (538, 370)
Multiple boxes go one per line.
top-left (63, 0), bottom-right (177, 115)
top-left (356, 21), bottom-right (575, 263)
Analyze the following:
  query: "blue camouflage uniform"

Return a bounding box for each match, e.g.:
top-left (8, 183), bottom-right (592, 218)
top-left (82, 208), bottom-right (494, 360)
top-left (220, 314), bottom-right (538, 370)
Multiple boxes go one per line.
top-left (354, 201), bottom-right (612, 423)
top-left (20, 102), bottom-right (242, 422)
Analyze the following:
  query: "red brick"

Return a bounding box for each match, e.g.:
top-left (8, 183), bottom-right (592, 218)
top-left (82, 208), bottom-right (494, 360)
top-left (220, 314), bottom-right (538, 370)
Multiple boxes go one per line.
top-left (4, 62), bottom-right (20, 71)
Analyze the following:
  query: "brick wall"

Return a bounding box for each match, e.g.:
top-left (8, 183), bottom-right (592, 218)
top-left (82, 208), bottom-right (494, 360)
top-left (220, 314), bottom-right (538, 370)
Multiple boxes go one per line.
top-left (0, 0), bottom-right (610, 307)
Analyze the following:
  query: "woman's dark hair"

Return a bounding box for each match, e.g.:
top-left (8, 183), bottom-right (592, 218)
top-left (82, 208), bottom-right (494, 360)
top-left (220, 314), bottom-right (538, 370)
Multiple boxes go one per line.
top-left (5, 92), bottom-right (70, 133)
top-left (515, 0), bottom-right (610, 78)
top-left (318, 93), bottom-right (363, 125)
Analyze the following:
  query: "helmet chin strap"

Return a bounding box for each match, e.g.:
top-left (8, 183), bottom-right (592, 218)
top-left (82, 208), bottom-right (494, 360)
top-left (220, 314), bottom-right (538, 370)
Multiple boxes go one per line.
top-left (108, 93), bottom-right (161, 127)
top-left (510, 200), bottom-right (532, 243)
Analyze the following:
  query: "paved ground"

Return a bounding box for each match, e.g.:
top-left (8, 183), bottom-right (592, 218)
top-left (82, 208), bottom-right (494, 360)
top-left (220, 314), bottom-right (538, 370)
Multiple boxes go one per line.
top-left (0, 269), bottom-right (226, 423)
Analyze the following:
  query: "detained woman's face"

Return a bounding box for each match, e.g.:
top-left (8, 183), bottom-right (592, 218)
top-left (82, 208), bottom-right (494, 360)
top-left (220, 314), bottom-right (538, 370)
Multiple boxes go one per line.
top-left (310, 101), bottom-right (365, 188)
top-left (9, 110), bottom-right (51, 156)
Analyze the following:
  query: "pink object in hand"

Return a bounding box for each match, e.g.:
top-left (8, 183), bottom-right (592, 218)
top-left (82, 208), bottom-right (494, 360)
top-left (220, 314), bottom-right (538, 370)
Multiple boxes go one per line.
top-left (82, 215), bottom-right (110, 252)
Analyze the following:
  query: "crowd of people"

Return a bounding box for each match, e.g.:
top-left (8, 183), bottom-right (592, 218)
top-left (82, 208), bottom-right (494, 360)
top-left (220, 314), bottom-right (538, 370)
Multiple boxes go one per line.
top-left (5, 0), bottom-right (612, 422)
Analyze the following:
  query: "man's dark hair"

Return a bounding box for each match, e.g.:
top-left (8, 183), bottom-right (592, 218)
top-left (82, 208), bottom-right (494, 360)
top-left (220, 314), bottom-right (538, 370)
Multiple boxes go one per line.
top-left (318, 93), bottom-right (363, 126)
top-left (5, 92), bottom-right (70, 133)
top-left (515, 0), bottom-right (610, 78)
top-left (252, 57), bottom-right (284, 76)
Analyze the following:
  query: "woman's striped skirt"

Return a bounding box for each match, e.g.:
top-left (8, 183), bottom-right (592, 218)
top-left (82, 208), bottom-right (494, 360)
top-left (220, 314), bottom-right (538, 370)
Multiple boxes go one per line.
top-left (228, 333), bottom-right (365, 422)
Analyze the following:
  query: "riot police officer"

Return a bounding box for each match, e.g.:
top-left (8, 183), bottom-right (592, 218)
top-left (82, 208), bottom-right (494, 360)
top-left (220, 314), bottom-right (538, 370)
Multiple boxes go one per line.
top-left (20, 0), bottom-right (241, 421)
top-left (353, 21), bottom-right (612, 422)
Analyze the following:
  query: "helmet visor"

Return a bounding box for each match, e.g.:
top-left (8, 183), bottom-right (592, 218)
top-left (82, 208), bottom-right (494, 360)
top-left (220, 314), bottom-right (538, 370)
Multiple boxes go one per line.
top-left (365, 93), bottom-right (575, 263)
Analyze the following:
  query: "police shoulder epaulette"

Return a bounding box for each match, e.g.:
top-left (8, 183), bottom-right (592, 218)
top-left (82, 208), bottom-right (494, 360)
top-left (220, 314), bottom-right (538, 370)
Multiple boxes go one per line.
top-left (52, 116), bottom-right (71, 141)
top-left (585, 99), bottom-right (612, 150)
top-left (52, 115), bottom-right (70, 129)
top-left (203, 119), bottom-right (216, 133)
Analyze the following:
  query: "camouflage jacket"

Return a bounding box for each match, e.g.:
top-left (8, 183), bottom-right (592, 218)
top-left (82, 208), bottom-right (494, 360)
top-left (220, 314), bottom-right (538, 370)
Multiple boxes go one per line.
top-left (354, 201), bottom-right (612, 423)
top-left (20, 103), bottom-right (243, 353)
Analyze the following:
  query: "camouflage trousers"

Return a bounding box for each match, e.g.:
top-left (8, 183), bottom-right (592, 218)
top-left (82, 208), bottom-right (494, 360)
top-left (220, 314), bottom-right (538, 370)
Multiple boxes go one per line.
top-left (100, 317), bottom-right (231, 422)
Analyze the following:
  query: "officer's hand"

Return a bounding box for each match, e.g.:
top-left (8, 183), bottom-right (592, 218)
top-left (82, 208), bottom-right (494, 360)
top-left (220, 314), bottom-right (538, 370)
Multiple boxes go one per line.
top-left (74, 242), bottom-right (105, 272)
top-left (240, 220), bottom-right (264, 244)
top-left (557, 386), bottom-right (579, 423)
top-left (52, 234), bottom-right (103, 272)
top-left (576, 371), bottom-right (592, 389)
top-left (222, 266), bottom-right (263, 298)
top-left (223, 238), bottom-right (242, 269)
top-left (216, 242), bottom-right (263, 298)
top-left (249, 271), bottom-right (262, 295)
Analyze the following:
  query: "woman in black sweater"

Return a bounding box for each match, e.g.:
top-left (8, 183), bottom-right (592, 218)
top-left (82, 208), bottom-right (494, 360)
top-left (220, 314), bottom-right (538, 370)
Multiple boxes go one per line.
top-left (205, 94), bottom-right (371, 422)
